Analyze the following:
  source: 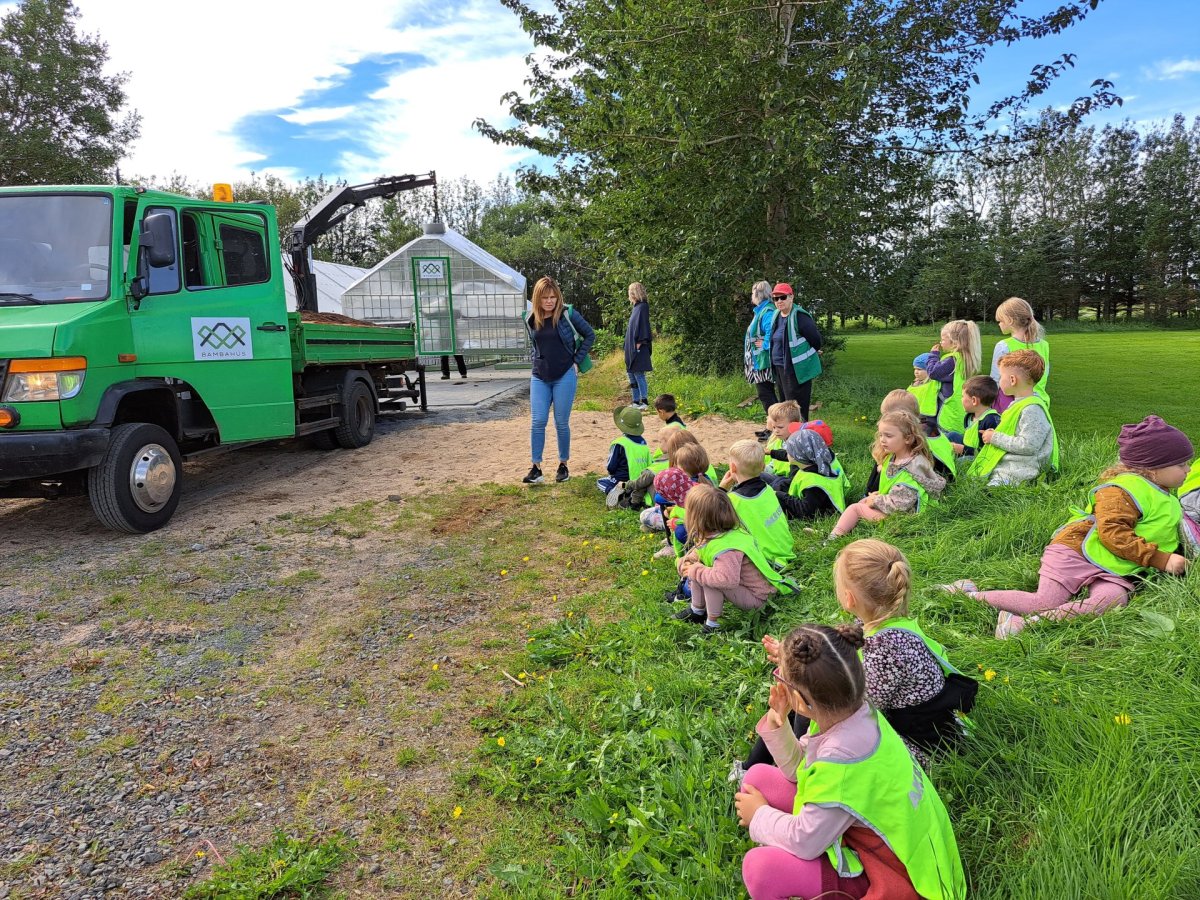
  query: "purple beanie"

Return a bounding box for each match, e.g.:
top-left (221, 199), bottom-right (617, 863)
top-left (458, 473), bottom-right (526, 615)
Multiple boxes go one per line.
top-left (1117, 415), bottom-right (1194, 469)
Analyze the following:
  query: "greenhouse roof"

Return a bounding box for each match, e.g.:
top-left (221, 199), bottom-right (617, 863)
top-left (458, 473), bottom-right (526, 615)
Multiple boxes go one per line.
top-left (282, 257), bottom-right (368, 315)
top-left (346, 226), bottom-right (527, 294)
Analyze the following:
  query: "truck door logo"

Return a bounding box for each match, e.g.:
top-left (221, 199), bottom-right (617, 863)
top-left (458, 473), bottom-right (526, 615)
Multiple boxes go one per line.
top-left (192, 317), bottom-right (254, 361)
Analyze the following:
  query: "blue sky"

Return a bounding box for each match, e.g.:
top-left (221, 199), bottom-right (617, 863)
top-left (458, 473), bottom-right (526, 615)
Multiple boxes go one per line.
top-left (56, 0), bottom-right (1200, 185)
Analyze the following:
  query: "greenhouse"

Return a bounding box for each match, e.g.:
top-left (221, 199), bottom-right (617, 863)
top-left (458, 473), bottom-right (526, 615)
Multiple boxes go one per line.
top-left (341, 222), bottom-right (529, 360)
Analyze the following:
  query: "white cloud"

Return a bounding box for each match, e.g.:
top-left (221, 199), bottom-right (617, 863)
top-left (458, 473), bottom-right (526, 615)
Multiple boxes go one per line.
top-left (73, 0), bottom-right (538, 184)
top-left (1146, 58), bottom-right (1200, 81)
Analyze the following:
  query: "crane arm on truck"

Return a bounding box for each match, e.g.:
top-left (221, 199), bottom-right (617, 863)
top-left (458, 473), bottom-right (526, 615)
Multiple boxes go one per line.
top-left (289, 172), bottom-right (437, 313)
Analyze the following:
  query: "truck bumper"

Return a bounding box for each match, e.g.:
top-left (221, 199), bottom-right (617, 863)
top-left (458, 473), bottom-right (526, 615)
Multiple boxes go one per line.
top-left (0, 428), bottom-right (111, 480)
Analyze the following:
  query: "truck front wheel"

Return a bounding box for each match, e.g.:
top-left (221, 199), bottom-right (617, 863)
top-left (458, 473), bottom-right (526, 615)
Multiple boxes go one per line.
top-left (88, 423), bottom-right (183, 533)
top-left (333, 380), bottom-right (376, 449)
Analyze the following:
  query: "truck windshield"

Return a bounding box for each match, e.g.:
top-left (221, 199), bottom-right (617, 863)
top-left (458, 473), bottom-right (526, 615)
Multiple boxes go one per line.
top-left (0, 194), bottom-right (113, 303)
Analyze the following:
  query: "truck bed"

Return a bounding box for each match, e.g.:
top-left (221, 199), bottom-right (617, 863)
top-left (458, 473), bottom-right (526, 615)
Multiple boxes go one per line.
top-left (288, 311), bottom-right (417, 371)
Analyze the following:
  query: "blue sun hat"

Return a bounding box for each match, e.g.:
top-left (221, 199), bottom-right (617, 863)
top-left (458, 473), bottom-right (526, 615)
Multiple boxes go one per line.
top-left (913, 352), bottom-right (934, 370)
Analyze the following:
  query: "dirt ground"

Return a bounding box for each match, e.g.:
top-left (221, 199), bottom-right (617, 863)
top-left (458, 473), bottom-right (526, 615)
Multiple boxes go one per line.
top-left (0, 400), bottom-right (756, 899)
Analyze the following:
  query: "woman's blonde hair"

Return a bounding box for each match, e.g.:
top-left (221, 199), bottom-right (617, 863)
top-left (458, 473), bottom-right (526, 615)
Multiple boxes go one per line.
top-left (871, 410), bottom-right (932, 466)
top-left (996, 296), bottom-right (1045, 343)
top-left (940, 319), bottom-right (981, 379)
top-left (752, 280), bottom-right (773, 304)
top-left (531, 276), bottom-right (565, 328)
top-left (628, 282), bottom-right (648, 304)
top-left (834, 539), bottom-right (912, 627)
top-left (684, 483), bottom-right (739, 542)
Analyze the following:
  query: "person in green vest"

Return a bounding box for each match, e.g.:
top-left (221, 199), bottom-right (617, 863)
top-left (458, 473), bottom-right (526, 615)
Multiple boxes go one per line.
top-left (767, 283), bottom-right (823, 421)
top-left (906, 352), bottom-right (940, 420)
top-left (617, 421), bottom-right (692, 511)
top-left (881, 390), bottom-right (955, 482)
top-left (734, 539), bottom-right (977, 784)
top-left (967, 350), bottom-right (1058, 486)
top-left (672, 484), bottom-right (792, 634)
top-left (925, 319), bottom-right (982, 443)
top-left (598, 405), bottom-right (650, 498)
top-left (951, 376), bottom-right (1001, 461)
top-left (1181, 458), bottom-right (1200, 554)
top-left (734, 622), bottom-right (967, 900)
top-left (944, 416), bottom-right (1192, 639)
top-left (760, 400), bottom-right (803, 489)
top-left (828, 411), bottom-right (946, 541)
top-left (991, 296), bottom-right (1049, 414)
top-left (775, 427), bottom-right (849, 521)
top-left (720, 439), bottom-right (795, 568)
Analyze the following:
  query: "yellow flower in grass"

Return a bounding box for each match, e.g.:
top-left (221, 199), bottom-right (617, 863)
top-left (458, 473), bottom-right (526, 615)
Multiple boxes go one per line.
top-left (983, 669), bottom-right (996, 682)
top-left (522, 556), bottom-right (530, 562)
top-left (1114, 713), bottom-right (1132, 726)
top-left (497, 737), bottom-right (506, 747)
top-left (641, 570), bottom-right (649, 576)
top-left (500, 569), bottom-right (508, 576)
top-left (452, 806), bottom-right (463, 818)
top-left (582, 540), bottom-right (590, 547)
top-left (432, 663), bottom-right (439, 671)
top-left (535, 756), bottom-right (543, 766)
top-left (608, 812), bottom-right (619, 823)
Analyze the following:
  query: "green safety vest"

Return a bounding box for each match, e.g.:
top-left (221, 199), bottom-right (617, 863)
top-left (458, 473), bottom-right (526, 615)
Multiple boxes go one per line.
top-left (695, 529), bottom-right (796, 594)
top-left (907, 379), bottom-right (940, 418)
top-left (1005, 337), bottom-right (1051, 398)
top-left (796, 710), bottom-right (967, 899)
top-left (926, 433), bottom-right (957, 476)
top-left (1179, 459), bottom-right (1200, 498)
top-left (967, 394), bottom-right (1059, 480)
top-left (878, 456), bottom-right (936, 513)
top-left (784, 307), bottom-right (823, 383)
top-left (1060, 473), bottom-right (1181, 577)
top-left (647, 421), bottom-right (687, 466)
top-left (864, 617), bottom-right (961, 676)
top-left (747, 302), bottom-right (776, 370)
top-left (934, 351), bottom-right (966, 434)
top-left (611, 435), bottom-right (651, 482)
top-left (788, 459), bottom-right (851, 513)
top-left (764, 435), bottom-right (791, 477)
top-left (729, 484), bottom-right (794, 567)
top-left (961, 408), bottom-right (998, 452)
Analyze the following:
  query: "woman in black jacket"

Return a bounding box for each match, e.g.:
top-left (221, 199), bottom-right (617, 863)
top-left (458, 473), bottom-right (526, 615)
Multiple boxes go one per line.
top-left (624, 282), bottom-right (653, 409)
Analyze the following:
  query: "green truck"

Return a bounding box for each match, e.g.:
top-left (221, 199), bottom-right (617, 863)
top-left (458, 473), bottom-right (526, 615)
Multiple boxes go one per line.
top-left (0, 176), bottom-right (435, 532)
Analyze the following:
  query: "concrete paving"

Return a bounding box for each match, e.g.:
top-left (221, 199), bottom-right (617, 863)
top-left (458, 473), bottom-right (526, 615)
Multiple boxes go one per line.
top-left (421, 364), bottom-right (529, 409)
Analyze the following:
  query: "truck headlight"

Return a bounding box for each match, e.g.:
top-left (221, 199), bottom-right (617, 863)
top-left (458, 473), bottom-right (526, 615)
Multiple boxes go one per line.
top-left (2, 358), bottom-right (87, 402)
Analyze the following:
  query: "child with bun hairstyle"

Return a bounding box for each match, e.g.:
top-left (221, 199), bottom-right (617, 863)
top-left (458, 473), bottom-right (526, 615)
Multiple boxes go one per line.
top-left (737, 540), bottom-right (976, 778)
top-left (991, 296), bottom-right (1049, 413)
top-left (672, 484), bottom-right (794, 634)
top-left (828, 411), bottom-right (945, 540)
top-left (735, 623), bottom-right (967, 900)
top-left (926, 319), bottom-right (981, 442)
top-left (946, 416), bottom-right (1193, 638)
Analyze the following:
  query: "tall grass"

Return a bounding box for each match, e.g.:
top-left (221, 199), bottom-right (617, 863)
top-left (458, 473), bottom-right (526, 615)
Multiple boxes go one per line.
top-left (474, 331), bottom-right (1200, 898)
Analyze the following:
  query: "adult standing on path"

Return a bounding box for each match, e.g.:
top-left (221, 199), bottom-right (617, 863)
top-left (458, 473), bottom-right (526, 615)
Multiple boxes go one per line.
top-left (624, 282), bottom-right (653, 409)
top-left (767, 282), bottom-right (823, 421)
top-left (991, 296), bottom-right (1050, 413)
top-left (744, 280), bottom-right (780, 423)
top-left (523, 276), bottom-right (595, 485)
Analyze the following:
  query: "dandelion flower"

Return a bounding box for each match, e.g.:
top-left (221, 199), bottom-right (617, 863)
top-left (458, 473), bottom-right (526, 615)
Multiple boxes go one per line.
top-left (641, 569), bottom-right (649, 576)
top-left (452, 806), bottom-right (463, 818)
top-left (522, 556), bottom-right (530, 562)
top-left (745, 704), bottom-right (753, 713)
top-left (535, 756), bottom-right (543, 766)
top-left (646, 686), bottom-right (654, 692)
top-left (567, 611), bottom-right (573, 618)
top-left (407, 633), bottom-right (415, 640)
top-left (432, 663), bottom-right (439, 671)
top-left (519, 672), bottom-right (527, 679)
top-left (196, 851), bottom-right (206, 859)
top-left (984, 669), bottom-right (996, 681)
top-left (1114, 713), bottom-right (1131, 726)
top-left (582, 540), bottom-right (590, 546)
top-left (551, 594), bottom-right (558, 601)
top-left (500, 569), bottom-right (508, 576)
top-left (608, 812), bottom-right (619, 823)
top-left (497, 737), bottom-right (506, 747)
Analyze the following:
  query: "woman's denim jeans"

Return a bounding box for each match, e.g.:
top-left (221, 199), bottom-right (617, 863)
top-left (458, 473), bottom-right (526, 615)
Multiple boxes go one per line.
top-left (627, 371), bottom-right (648, 404)
top-left (530, 367), bottom-right (578, 463)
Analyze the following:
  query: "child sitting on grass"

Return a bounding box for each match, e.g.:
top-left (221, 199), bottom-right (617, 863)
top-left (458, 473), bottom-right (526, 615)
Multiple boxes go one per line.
top-left (945, 415), bottom-right (1192, 639)
top-left (829, 411), bottom-right (945, 541)
top-left (618, 426), bottom-right (697, 511)
top-left (967, 349), bottom-right (1058, 486)
top-left (761, 400), bottom-right (803, 489)
top-left (952, 376), bottom-right (1001, 459)
top-left (734, 623), bottom-right (967, 900)
top-left (598, 405), bottom-right (650, 496)
top-left (653, 393), bottom-right (686, 429)
top-left (672, 484), bottom-right (793, 634)
top-left (721, 440), bottom-right (794, 568)
top-left (776, 428), bottom-right (849, 521)
top-left (738, 540), bottom-right (977, 780)
top-left (927, 319), bottom-right (982, 443)
top-left (653, 441), bottom-right (712, 559)
top-left (906, 352), bottom-right (940, 420)
top-left (1181, 459), bottom-right (1200, 553)
top-left (880, 389), bottom-right (955, 480)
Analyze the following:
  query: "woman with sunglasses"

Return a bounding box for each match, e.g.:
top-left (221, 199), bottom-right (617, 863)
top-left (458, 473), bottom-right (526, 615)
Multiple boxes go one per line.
top-left (735, 624), bottom-right (966, 900)
top-left (767, 282), bottom-right (822, 421)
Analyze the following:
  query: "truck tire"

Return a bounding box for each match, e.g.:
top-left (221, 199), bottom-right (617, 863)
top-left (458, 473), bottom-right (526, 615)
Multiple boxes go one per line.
top-left (87, 423), bottom-right (183, 533)
top-left (333, 380), bottom-right (376, 449)
top-left (310, 429), bottom-right (337, 450)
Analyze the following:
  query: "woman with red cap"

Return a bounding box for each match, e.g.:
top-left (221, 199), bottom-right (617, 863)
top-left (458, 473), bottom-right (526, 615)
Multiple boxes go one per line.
top-left (942, 415), bottom-right (1193, 639)
top-left (767, 282), bottom-right (823, 421)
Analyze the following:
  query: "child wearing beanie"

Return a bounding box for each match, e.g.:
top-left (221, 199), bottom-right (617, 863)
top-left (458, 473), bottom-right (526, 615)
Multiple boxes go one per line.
top-left (942, 415), bottom-right (1193, 639)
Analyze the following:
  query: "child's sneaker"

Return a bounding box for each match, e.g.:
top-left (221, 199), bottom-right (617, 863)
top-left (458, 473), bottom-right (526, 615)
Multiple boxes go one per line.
top-left (673, 607), bottom-right (704, 624)
top-left (702, 621), bottom-right (721, 635)
top-left (727, 760), bottom-right (747, 784)
top-left (996, 611), bottom-right (1035, 640)
top-left (555, 463), bottom-right (570, 483)
top-left (605, 482), bottom-right (625, 508)
top-left (522, 464), bottom-right (544, 484)
top-left (938, 579), bottom-right (978, 596)
top-left (653, 543), bottom-right (676, 560)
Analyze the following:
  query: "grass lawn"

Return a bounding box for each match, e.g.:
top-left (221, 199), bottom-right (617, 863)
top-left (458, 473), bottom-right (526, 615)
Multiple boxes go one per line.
top-left (465, 328), bottom-right (1200, 898)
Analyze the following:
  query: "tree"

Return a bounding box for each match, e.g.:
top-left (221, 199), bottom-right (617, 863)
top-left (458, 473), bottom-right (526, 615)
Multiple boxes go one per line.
top-left (0, 0), bottom-right (140, 186)
top-left (477, 0), bottom-right (1117, 370)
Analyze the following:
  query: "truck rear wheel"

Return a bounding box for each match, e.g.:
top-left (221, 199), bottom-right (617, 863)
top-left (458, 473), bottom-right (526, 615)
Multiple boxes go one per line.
top-left (333, 380), bottom-right (376, 449)
top-left (88, 423), bottom-right (183, 533)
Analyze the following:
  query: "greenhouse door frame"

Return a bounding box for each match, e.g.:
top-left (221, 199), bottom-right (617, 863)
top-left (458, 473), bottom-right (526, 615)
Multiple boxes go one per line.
top-left (411, 255), bottom-right (457, 355)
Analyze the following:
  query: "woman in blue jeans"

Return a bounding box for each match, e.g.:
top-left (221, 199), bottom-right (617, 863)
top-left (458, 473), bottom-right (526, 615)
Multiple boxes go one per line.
top-left (523, 276), bottom-right (596, 484)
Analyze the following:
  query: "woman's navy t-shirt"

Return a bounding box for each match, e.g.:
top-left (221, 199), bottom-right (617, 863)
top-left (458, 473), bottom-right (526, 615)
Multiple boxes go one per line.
top-left (532, 319), bottom-right (574, 381)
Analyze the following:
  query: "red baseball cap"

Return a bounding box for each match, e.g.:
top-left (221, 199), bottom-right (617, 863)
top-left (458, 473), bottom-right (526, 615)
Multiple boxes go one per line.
top-left (771, 283), bottom-right (794, 297)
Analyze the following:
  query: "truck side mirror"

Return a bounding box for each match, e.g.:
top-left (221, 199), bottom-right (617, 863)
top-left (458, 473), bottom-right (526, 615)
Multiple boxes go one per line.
top-left (142, 213), bottom-right (177, 268)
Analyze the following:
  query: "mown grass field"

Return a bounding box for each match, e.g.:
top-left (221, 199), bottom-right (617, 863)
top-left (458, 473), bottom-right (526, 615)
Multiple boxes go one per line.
top-left (461, 328), bottom-right (1200, 898)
